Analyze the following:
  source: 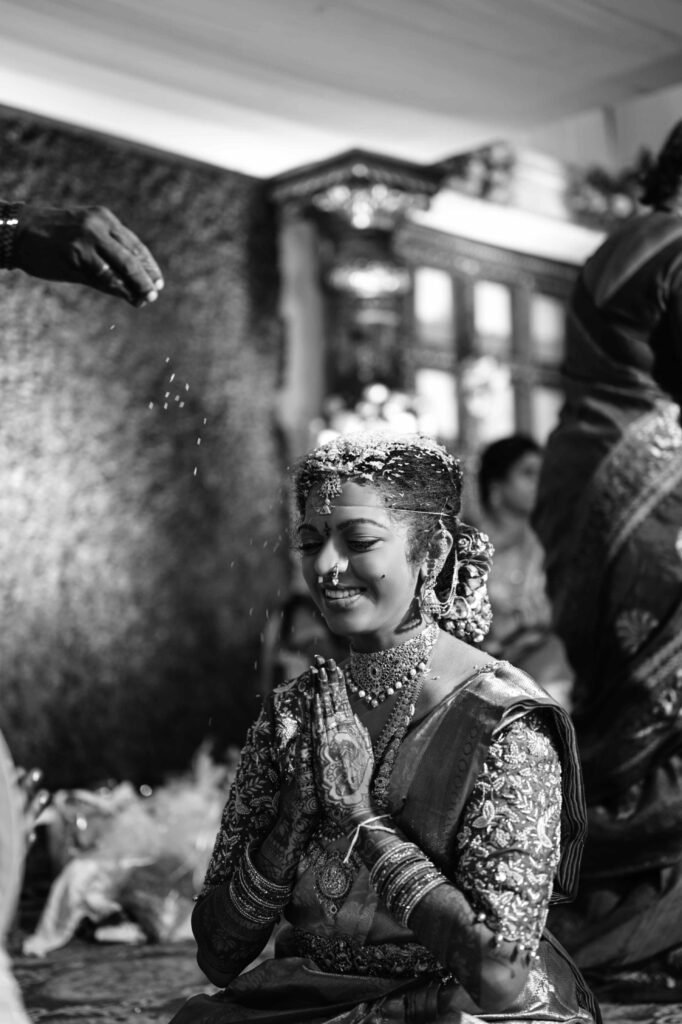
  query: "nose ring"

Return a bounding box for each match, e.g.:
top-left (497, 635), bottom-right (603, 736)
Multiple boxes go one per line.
top-left (318, 564), bottom-right (340, 587)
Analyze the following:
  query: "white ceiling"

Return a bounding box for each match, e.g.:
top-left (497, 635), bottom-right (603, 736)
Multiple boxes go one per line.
top-left (1, 0), bottom-right (682, 178)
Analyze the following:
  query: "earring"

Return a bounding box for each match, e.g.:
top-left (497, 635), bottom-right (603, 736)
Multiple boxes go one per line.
top-left (419, 564), bottom-right (442, 618)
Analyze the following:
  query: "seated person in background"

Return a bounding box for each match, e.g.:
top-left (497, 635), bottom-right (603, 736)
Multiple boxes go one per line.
top-left (170, 432), bottom-right (599, 1024)
top-left (476, 435), bottom-right (573, 710)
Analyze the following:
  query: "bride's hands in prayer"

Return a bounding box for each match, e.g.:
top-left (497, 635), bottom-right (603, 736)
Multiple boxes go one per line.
top-left (276, 715), bottom-right (320, 845)
top-left (311, 656), bottom-right (375, 829)
top-left (251, 714), bottom-right (320, 887)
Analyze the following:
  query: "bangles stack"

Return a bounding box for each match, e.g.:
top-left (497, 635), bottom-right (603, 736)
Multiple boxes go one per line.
top-left (229, 844), bottom-right (292, 926)
top-left (369, 840), bottom-right (447, 929)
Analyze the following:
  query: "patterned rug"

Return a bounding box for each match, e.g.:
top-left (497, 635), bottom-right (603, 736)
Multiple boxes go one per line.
top-left (12, 939), bottom-right (682, 1023)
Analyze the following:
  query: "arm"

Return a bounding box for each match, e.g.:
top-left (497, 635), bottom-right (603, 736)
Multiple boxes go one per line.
top-left (0, 202), bottom-right (163, 306)
top-left (415, 712), bottom-right (561, 1011)
top-left (314, 661), bottom-right (561, 1015)
top-left (193, 689), bottom-right (320, 986)
top-left (192, 707), bottom-right (281, 985)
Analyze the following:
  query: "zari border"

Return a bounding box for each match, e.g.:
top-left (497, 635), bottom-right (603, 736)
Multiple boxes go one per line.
top-left (290, 928), bottom-right (445, 980)
top-left (558, 401), bottom-right (682, 645)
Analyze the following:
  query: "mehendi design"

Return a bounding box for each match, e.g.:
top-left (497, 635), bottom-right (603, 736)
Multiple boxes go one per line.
top-left (320, 729), bottom-right (373, 802)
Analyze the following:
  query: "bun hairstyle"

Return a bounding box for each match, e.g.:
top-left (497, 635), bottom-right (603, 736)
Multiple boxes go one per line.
top-left (293, 433), bottom-right (493, 643)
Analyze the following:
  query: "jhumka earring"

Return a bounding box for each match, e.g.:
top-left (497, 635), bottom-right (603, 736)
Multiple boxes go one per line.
top-left (419, 564), bottom-right (442, 618)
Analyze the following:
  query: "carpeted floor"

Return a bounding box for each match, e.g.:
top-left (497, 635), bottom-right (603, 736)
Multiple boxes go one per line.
top-left (14, 939), bottom-right (215, 1023)
top-left (10, 938), bottom-right (682, 1024)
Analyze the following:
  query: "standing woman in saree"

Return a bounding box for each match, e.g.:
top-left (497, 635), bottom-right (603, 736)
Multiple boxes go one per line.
top-left (171, 433), bottom-right (599, 1024)
top-left (533, 121), bottom-right (682, 998)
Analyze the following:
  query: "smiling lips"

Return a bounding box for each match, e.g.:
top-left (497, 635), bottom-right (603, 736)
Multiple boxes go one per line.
top-left (322, 586), bottom-right (363, 603)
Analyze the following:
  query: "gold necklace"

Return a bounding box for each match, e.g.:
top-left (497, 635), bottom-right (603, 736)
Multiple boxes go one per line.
top-left (305, 634), bottom-right (436, 916)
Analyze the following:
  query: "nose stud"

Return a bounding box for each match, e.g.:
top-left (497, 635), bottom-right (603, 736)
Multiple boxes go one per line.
top-left (318, 564), bottom-right (340, 587)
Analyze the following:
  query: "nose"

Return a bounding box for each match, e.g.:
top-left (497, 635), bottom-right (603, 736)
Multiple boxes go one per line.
top-left (313, 539), bottom-right (347, 582)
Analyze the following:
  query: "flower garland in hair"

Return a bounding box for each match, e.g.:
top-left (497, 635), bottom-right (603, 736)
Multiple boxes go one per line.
top-left (294, 432), bottom-right (462, 518)
top-left (440, 524), bottom-right (494, 644)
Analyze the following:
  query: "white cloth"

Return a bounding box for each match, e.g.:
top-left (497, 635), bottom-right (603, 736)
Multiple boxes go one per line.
top-left (0, 947), bottom-right (30, 1024)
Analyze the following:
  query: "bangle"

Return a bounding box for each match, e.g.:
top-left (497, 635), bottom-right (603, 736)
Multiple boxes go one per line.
top-left (0, 202), bottom-right (24, 269)
top-left (369, 838), bottom-right (449, 930)
top-left (228, 842), bottom-right (293, 926)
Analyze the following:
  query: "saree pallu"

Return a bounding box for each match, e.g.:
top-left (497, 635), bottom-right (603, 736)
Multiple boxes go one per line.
top-left (172, 666), bottom-right (599, 1024)
top-left (534, 263), bottom-right (682, 970)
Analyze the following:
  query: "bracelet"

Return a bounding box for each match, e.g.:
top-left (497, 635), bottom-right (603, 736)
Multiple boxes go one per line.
top-left (243, 843), bottom-right (292, 897)
top-left (396, 874), bottom-right (447, 928)
top-left (369, 837), bottom-right (449, 930)
top-left (369, 841), bottom-right (422, 890)
top-left (0, 202), bottom-right (24, 269)
top-left (228, 843), bottom-right (293, 926)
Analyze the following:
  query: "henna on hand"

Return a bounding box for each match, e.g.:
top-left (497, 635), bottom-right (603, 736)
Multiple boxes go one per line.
top-left (255, 708), bottom-right (321, 885)
top-left (312, 658), bottom-right (375, 828)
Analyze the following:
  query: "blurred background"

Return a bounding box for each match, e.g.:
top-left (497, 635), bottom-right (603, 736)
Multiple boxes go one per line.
top-left (0, 0), bottom-right (680, 787)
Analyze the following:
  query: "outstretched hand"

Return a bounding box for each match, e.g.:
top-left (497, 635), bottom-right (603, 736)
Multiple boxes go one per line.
top-left (12, 204), bottom-right (164, 307)
top-left (311, 657), bottom-right (375, 829)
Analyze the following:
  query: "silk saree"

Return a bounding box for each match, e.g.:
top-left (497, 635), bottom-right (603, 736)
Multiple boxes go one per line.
top-left (170, 663), bottom-right (598, 1023)
top-left (533, 211), bottom-right (682, 986)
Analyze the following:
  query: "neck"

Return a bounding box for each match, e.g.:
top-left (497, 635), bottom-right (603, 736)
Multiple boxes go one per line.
top-left (349, 618), bottom-right (433, 654)
top-left (483, 507), bottom-right (529, 545)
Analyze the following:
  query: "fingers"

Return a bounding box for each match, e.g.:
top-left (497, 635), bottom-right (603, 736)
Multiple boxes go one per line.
top-left (313, 655), bottom-right (351, 716)
top-left (81, 206), bottom-right (163, 307)
top-left (107, 217), bottom-right (165, 305)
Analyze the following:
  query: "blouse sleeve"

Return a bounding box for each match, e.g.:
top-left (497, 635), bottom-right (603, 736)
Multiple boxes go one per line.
top-left (453, 711), bottom-right (562, 955)
top-left (200, 701), bottom-right (281, 895)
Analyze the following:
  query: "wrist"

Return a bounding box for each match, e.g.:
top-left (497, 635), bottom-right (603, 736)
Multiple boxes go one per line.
top-left (0, 202), bottom-right (25, 269)
top-left (340, 802), bottom-right (378, 831)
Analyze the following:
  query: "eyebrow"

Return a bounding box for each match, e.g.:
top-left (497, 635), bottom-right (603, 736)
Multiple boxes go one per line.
top-left (298, 517), bottom-right (388, 533)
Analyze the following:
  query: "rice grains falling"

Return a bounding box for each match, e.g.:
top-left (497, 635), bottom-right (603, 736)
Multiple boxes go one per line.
top-left (149, 357), bottom-right (206, 479)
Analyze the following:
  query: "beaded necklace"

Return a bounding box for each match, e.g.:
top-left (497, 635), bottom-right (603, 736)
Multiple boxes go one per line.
top-left (348, 623), bottom-right (439, 707)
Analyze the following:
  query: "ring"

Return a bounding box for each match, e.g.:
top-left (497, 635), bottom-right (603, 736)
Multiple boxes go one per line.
top-left (95, 261), bottom-right (113, 278)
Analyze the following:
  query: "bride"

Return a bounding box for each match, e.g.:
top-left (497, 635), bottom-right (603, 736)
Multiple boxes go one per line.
top-left (170, 432), bottom-right (600, 1024)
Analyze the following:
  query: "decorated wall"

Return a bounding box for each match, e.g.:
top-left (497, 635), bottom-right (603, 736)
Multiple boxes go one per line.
top-left (0, 113), bottom-right (286, 787)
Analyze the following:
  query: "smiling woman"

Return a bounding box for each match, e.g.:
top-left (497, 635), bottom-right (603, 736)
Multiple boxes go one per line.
top-left (170, 433), bottom-right (601, 1024)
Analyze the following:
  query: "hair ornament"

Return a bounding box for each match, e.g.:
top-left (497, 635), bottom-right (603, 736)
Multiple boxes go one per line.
top-left (294, 432), bottom-right (493, 643)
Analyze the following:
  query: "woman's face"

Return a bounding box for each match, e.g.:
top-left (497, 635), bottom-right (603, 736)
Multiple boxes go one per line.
top-left (496, 450), bottom-right (542, 517)
top-left (298, 480), bottom-right (422, 651)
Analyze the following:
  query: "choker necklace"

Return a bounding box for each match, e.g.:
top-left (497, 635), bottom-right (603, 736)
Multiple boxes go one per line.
top-left (348, 623), bottom-right (439, 708)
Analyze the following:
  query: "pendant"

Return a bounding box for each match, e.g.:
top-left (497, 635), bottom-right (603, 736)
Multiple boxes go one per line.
top-left (304, 830), bottom-right (359, 917)
top-left (314, 849), bottom-right (355, 916)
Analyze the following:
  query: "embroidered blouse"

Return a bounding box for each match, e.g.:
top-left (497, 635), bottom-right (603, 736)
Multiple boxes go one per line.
top-left (199, 685), bottom-right (562, 964)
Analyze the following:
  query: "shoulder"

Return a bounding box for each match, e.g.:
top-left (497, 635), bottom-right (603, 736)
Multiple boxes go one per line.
top-left (466, 657), bottom-right (557, 709)
top-left (490, 711), bottom-right (561, 770)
